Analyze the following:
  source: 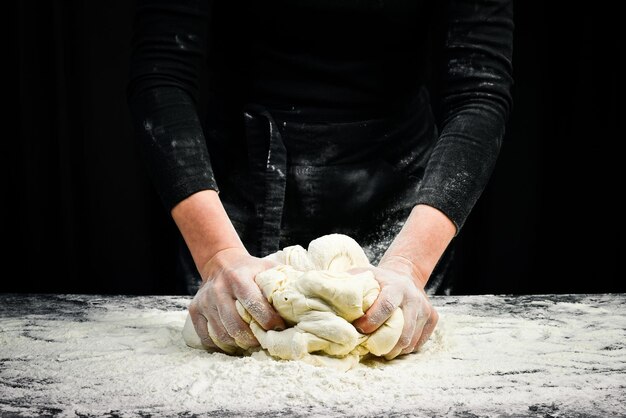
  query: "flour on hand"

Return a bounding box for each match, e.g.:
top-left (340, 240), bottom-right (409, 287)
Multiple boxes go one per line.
top-left (182, 233), bottom-right (404, 370)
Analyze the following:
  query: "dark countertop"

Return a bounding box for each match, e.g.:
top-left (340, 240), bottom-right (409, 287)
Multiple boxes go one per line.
top-left (1, 293), bottom-right (624, 417)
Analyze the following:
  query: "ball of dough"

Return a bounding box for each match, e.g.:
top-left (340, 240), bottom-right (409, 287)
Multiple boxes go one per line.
top-left (183, 234), bottom-right (404, 370)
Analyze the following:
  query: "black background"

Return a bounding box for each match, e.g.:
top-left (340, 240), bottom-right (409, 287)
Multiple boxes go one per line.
top-left (6, 1), bottom-right (621, 295)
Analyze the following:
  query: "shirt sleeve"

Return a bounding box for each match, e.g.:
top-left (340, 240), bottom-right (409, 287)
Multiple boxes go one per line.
top-left (126, 0), bottom-right (219, 211)
top-left (414, 0), bottom-right (514, 234)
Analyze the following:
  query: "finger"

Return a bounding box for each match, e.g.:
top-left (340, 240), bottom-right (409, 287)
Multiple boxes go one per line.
top-left (402, 307), bottom-right (436, 355)
top-left (400, 314), bottom-right (427, 354)
top-left (233, 281), bottom-right (286, 332)
top-left (205, 311), bottom-right (239, 354)
top-left (217, 298), bottom-right (259, 349)
top-left (384, 303), bottom-right (418, 360)
top-left (353, 286), bottom-right (403, 334)
top-left (190, 312), bottom-right (219, 351)
top-left (401, 324), bottom-right (423, 356)
top-left (415, 308), bottom-right (439, 351)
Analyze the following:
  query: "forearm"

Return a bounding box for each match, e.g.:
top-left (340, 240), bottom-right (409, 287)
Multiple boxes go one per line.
top-left (127, 0), bottom-right (218, 211)
top-left (379, 204), bottom-right (456, 288)
top-left (413, 0), bottom-right (513, 232)
top-left (171, 190), bottom-right (244, 278)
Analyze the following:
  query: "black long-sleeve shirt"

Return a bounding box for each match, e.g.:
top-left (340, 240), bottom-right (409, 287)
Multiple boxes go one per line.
top-left (127, 0), bottom-right (513, 233)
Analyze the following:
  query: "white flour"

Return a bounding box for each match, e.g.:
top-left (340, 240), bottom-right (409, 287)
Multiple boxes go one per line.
top-left (1, 295), bottom-right (625, 417)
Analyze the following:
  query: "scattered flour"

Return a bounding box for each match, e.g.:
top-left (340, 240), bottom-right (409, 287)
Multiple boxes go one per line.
top-left (1, 294), bottom-right (625, 416)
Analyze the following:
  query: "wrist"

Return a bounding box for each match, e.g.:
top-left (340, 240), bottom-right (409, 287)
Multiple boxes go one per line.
top-left (379, 204), bottom-right (455, 286)
top-left (200, 246), bottom-right (249, 281)
top-left (171, 190), bottom-right (245, 273)
top-left (378, 254), bottom-right (427, 289)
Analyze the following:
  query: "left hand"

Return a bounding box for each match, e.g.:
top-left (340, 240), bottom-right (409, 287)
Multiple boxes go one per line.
top-left (350, 256), bottom-right (439, 359)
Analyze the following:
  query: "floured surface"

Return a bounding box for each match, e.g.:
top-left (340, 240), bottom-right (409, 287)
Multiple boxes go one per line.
top-left (1, 294), bottom-right (625, 417)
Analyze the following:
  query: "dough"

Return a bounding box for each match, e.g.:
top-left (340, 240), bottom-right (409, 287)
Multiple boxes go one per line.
top-left (182, 234), bottom-right (404, 370)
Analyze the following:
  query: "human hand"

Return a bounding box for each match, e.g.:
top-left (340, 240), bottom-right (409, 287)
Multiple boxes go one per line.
top-left (350, 256), bottom-right (438, 359)
top-left (188, 247), bottom-right (286, 354)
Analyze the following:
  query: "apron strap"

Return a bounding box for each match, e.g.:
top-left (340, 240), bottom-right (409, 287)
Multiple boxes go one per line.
top-left (243, 106), bottom-right (288, 257)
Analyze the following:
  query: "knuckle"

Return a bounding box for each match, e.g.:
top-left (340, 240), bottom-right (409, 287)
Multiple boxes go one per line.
top-left (222, 317), bottom-right (246, 336)
top-left (398, 334), bottom-right (412, 348)
top-left (247, 340), bottom-right (261, 349)
top-left (214, 329), bottom-right (232, 344)
top-left (406, 286), bottom-right (420, 300)
top-left (244, 298), bottom-right (270, 320)
top-left (419, 305), bottom-right (432, 320)
top-left (188, 303), bottom-right (200, 317)
top-left (241, 296), bottom-right (261, 312)
top-left (401, 275), bottom-right (415, 288)
top-left (229, 278), bottom-right (245, 294)
top-left (247, 334), bottom-right (261, 347)
top-left (210, 303), bottom-right (219, 314)
top-left (430, 309), bottom-right (439, 325)
top-left (385, 348), bottom-right (401, 360)
top-left (211, 278), bottom-right (228, 294)
top-left (222, 262), bottom-right (239, 274)
top-left (232, 279), bottom-right (255, 297)
top-left (236, 330), bottom-right (258, 347)
top-left (221, 267), bottom-right (241, 283)
top-left (201, 299), bottom-right (218, 314)
top-left (220, 317), bottom-right (237, 333)
top-left (379, 298), bottom-right (396, 316)
top-left (400, 345), bottom-right (413, 355)
top-left (200, 335), bottom-right (215, 348)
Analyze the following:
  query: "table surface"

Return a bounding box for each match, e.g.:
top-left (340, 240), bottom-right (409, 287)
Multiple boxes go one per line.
top-left (1, 293), bottom-right (624, 417)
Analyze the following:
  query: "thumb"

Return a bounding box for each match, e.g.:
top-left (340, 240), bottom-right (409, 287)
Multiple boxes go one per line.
top-left (353, 286), bottom-right (402, 334)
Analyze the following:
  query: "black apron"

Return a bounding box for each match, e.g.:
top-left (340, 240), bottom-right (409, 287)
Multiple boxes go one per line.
top-left (179, 86), bottom-right (455, 295)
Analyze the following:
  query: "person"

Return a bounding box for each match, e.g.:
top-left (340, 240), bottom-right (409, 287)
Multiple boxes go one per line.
top-left (127, 0), bottom-right (513, 359)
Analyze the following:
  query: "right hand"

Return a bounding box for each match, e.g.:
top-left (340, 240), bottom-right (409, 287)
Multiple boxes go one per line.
top-left (188, 247), bottom-right (286, 354)
top-left (350, 256), bottom-right (439, 359)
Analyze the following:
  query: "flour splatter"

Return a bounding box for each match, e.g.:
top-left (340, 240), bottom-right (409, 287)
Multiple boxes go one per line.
top-left (0, 294), bottom-right (624, 417)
